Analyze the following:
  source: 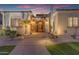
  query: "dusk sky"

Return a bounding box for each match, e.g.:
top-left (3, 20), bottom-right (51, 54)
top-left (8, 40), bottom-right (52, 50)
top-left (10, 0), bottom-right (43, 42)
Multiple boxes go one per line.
top-left (0, 4), bottom-right (79, 14)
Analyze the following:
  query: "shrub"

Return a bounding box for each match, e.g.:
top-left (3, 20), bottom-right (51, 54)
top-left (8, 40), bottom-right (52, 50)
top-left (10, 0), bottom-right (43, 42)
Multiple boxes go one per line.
top-left (16, 33), bottom-right (22, 37)
top-left (4, 30), bottom-right (17, 38)
top-left (71, 35), bottom-right (76, 39)
top-left (49, 34), bottom-right (58, 39)
top-left (0, 30), bottom-right (6, 37)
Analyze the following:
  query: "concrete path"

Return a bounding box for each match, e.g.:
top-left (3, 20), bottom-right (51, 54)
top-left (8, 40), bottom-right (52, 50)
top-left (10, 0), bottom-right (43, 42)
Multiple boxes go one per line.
top-left (10, 33), bottom-right (50, 55)
top-left (0, 37), bottom-right (22, 46)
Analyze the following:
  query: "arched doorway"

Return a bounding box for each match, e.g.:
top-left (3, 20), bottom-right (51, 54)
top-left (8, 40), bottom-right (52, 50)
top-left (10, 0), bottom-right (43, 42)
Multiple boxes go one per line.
top-left (30, 20), bottom-right (37, 33)
top-left (37, 20), bottom-right (45, 32)
top-left (30, 20), bottom-right (45, 33)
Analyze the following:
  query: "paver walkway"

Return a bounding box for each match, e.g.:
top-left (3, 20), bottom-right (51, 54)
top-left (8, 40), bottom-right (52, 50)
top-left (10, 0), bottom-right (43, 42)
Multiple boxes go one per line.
top-left (1, 32), bottom-right (79, 55)
top-left (10, 33), bottom-right (50, 55)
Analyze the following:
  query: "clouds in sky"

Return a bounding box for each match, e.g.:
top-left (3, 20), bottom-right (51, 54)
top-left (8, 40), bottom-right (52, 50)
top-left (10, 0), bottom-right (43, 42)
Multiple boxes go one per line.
top-left (52, 4), bottom-right (71, 8)
top-left (32, 7), bottom-right (50, 15)
top-left (17, 5), bottom-right (32, 9)
top-left (0, 4), bottom-right (72, 14)
top-left (16, 4), bottom-right (51, 14)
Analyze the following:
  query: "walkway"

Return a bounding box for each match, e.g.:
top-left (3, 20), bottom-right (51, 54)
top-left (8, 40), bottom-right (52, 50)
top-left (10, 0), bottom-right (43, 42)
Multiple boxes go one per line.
top-left (10, 33), bottom-right (50, 55)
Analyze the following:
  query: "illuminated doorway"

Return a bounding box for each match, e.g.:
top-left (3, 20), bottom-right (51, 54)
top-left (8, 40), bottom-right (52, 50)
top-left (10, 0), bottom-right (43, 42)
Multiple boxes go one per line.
top-left (30, 20), bottom-right (37, 33)
top-left (37, 20), bottom-right (45, 32)
top-left (30, 20), bottom-right (45, 33)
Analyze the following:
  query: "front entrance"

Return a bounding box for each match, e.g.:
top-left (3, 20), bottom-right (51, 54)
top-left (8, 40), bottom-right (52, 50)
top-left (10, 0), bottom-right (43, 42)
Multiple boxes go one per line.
top-left (30, 20), bottom-right (45, 33)
top-left (37, 20), bottom-right (44, 32)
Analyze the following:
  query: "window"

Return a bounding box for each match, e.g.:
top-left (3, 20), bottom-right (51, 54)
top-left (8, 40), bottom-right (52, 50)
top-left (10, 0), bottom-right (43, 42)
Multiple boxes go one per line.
top-left (68, 17), bottom-right (73, 27)
top-left (68, 17), bottom-right (78, 27)
top-left (73, 17), bottom-right (78, 27)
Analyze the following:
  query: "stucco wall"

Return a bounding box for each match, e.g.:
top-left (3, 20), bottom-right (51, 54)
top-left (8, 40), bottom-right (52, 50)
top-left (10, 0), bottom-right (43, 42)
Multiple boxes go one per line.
top-left (50, 12), bottom-right (61, 35)
top-left (2, 11), bottom-right (32, 35)
top-left (55, 11), bottom-right (79, 35)
top-left (45, 17), bottom-right (50, 33)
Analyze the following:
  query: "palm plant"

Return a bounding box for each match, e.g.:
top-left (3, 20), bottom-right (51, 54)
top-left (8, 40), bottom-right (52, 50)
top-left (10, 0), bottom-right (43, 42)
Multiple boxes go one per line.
top-left (21, 20), bottom-right (30, 35)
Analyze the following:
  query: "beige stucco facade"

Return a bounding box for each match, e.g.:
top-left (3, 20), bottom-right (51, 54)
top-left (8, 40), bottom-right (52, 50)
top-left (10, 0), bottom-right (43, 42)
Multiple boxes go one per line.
top-left (50, 9), bottom-right (79, 35)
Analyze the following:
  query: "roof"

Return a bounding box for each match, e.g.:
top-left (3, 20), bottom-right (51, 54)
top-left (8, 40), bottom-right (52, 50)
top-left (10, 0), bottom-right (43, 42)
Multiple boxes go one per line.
top-left (0, 10), bottom-right (32, 12)
top-left (56, 9), bottom-right (79, 11)
top-left (36, 14), bottom-right (49, 18)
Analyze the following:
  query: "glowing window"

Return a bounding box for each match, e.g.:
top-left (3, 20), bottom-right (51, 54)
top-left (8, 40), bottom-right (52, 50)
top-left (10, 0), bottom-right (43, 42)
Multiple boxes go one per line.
top-left (73, 17), bottom-right (78, 27)
top-left (68, 17), bottom-right (73, 27)
top-left (68, 17), bottom-right (79, 27)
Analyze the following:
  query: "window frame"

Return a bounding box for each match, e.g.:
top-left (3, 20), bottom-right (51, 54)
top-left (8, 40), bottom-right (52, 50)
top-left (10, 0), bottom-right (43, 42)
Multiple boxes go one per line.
top-left (67, 16), bottom-right (79, 28)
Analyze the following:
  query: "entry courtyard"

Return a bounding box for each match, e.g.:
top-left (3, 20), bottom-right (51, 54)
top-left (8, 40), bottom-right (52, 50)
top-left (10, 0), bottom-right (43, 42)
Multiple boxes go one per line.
top-left (0, 32), bottom-right (79, 55)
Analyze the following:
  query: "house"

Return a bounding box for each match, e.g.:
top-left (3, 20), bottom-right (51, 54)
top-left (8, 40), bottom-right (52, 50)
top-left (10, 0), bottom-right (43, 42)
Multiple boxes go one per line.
top-left (0, 11), bottom-right (50, 35)
top-left (0, 11), bottom-right (33, 35)
top-left (50, 9), bottom-right (79, 36)
top-left (1, 9), bottom-right (79, 36)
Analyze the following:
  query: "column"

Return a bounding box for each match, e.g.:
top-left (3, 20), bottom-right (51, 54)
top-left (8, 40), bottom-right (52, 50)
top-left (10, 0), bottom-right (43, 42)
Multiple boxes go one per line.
top-left (1, 12), bottom-right (6, 30)
top-left (4, 12), bottom-right (11, 30)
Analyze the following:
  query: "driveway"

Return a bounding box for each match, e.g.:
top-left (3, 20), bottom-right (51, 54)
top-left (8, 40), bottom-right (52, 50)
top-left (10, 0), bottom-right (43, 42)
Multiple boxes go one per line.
top-left (10, 33), bottom-right (50, 55)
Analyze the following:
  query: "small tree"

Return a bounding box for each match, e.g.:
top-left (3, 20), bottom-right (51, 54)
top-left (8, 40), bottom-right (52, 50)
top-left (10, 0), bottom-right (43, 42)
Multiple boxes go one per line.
top-left (21, 20), bottom-right (30, 35)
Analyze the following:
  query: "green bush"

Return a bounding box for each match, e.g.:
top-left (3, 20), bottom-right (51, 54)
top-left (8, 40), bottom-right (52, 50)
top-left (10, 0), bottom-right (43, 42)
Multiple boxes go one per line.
top-left (49, 34), bottom-right (58, 39)
top-left (4, 30), bottom-right (17, 38)
top-left (0, 29), bottom-right (22, 39)
top-left (0, 30), bottom-right (6, 37)
top-left (71, 35), bottom-right (76, 39)
top-left (16, 33), bottom-right (22, 37)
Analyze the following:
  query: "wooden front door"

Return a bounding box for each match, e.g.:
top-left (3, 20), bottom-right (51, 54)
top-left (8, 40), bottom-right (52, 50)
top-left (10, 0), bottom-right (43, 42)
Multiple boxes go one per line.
top-left (37, 20), bottom-right (44, 32)
top-left (30, 20), bottom-right (45, 33)
top-left (30, 20), bottom-right (37, 32)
